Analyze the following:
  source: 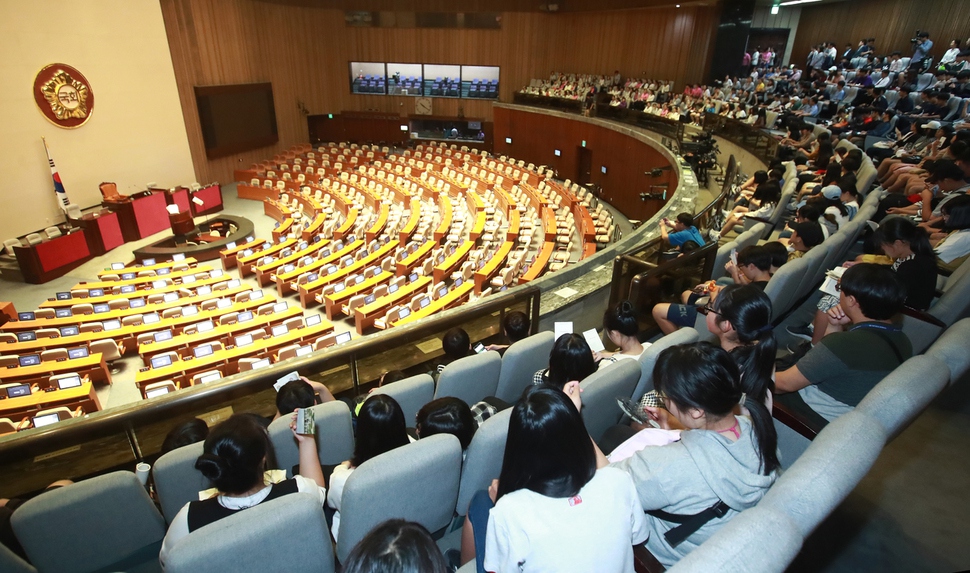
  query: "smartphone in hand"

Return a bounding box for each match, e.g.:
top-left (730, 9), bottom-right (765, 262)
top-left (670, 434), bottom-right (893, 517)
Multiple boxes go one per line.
top-left (295, 407), bottom-right (315, 435)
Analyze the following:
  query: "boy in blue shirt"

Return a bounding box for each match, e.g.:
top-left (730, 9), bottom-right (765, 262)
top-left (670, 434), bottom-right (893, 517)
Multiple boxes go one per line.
top-left (660, 213), bottom-right (705, 252)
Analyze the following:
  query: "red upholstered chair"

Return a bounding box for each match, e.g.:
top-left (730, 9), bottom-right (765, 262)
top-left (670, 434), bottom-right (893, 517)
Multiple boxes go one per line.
top-left (99, 182), bottom-right (127, 203)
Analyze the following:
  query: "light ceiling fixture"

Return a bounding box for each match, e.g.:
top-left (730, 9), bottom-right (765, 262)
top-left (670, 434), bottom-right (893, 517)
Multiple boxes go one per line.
top-left (779, 0), bottom-right (822, 6)
top-left (770, 4), bottom-right (780, 14)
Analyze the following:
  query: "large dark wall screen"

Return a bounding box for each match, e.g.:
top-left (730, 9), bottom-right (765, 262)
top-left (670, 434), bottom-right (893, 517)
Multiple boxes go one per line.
top-left (708, 0), bottom-right (755, 84)
top-left (195, 83), bottom-right (279, 159)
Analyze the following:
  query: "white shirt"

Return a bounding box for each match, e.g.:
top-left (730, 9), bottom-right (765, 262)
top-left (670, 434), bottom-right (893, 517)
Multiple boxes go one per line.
top-left (160, 475), bottom-right (326, 570)
top-left (935, 229), bottom-right (970, 263)
top-left (327, 462), bottom-right (354, 541)
top-left (942, 48), bottom-right (961, 65)
top-left (484, 467), bottom-right (648, 573)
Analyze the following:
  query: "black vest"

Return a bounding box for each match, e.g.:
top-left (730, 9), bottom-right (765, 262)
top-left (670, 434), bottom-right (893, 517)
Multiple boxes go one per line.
top-left (186, 478), bottom-right (299, 532)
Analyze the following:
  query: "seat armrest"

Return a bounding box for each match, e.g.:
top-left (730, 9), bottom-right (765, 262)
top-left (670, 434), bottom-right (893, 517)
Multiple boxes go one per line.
top-left (900, 305), bottom-right (946, 328)
top-left (634, 544), bottom-right (666, 573)
top-left (772, 401), bottom-right (820, 440)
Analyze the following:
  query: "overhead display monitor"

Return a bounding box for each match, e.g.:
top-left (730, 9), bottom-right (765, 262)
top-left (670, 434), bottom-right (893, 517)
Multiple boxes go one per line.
top-left (350, 62), bottom-right (387, 95)
top-left (195, 83), bottom-right (278, 159)
top-left (461, 65), bottom-right (500, 99)
top-left (386, 63), bottom-right (423, 96)
top-left (425, 64), bottom-right (461, 98)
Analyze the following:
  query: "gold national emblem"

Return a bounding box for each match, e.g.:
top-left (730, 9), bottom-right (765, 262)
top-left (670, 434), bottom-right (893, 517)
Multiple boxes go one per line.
top-left (33, 64), bottom-right (95, 128)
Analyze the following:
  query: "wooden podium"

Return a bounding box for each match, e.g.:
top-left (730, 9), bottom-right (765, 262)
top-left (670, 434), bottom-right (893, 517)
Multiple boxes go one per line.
top-left (169, 211), bottom-right (195, 237)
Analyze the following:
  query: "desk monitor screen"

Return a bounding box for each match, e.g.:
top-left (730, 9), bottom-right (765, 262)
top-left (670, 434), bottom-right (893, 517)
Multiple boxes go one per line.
top-left (305, 314), bottom-right (321, 327)
top-left (299, 241), bottom-right (308, 251)
top-left (388, 283), bottom-right (399, 294)
top-left (151, 354), bottom-right (173, 369)
top-left (89, 288), bottom-right (105, 297)
top-left (93, 304), bottom-right (110, 314)
top-left (153, 330), bottom-right (173, 343)
top-left (121, 273), bottom-right (136, 280)
top-left (271, 325), bottom-right (288, 337)
top-left (226, 241), bottom-right (236, 249)
top-left (335, 332), bottom-right (352, 344)
top-left (181, 305), bottom-right (197, 317)
top-left (19, 355), bottom-right (41, 367)
top-left (143, 313), bottom-right (160, 324)
top-left (142, 258), bottom-right (156, 266)
top-left (283, 264), bottom-right (295, 274)
top-left (327, 266), bottom-right (338, 275)
top-left (18, 312), bottom-right (35, 321)
top-left (6, 384), bottom-right (31, 398)
top-left (322, 249), bottom-right (331, 257)
top-left (242, 249), bottom-right (253, 258)
top-left (278, 236), bottom-right (286, 244)
top-left (409, 273), bottom-right (418, 282)
top-left (111, 262), bottom-right (125, 270)
top-left (438, 286), bottom-right (448, 298)
top-left (437, 255), bottom-right (445, 264)
top-left (333, 283), bottom-right (345, 293)
top-left (364, 294), bottom-right (376, 305)
top-left (355, 276), bottom-right (364, 284)
top-left (56, 292), bottom-right (72, 300)
top-left (55, 308), bottom-right (73, 318)
top-left (182, 275), bottom-right (197, 284)
top-left (228, 279), bottom-right (241, 288)
top-left (217, 298), bottom-right (232, 309)
top-left (295, 345), bottom-right (312, 357)
top-left (308, 273), bottom-right (319, 283)
top-left (68, 347), bottom-right (89, 359)
top-left (238, 311), bottom-right (254, 323)
top-left (301, 256), bottom-right (312, 267)
top-left (130, 298), bottom-right (147, 308)
top-left (32, 413), bottom-right (61, 428)
top-left (399, 307), bottom-right (411, 319)
top-left (59, 326), bottom-right (79, 337)
top-left (313, 235), bottom-right (322, 244)
top-left (281, 249), bottom-right (293, 258)
top-left (163, 293), bottom-right (179, 303)
top-left (246, 236), bottom-right (255, 243)
top-left (419, 297), bottom-right (430, 309)
top-left (273, 302), bottom-right (287, 313)
top-left (103, 319), bottom-right (121, 331)
top-left (152, 280), bottom-right (167, 289)
top-left (17, 332), bottom-right (36, 342)
top-left (194, 345), bottom-right (214, 358)
top-left (172, 253), bottom-right (186, 262)
top-left (198, 372), bottom-right (220, 384)
top-left (197, 285), bottom-right (212, 296)
top-left (197, 321), bottom-right (215, 333)
top-left (500, 285), bottom-right (508, 292)
top-left (157, 268), bottom-right (171, 275)
top-left (121, 285), bottom-right (136, 294)
top-left (235, 334), bottom-right (253, 347)
top-left (211, 269), bottom-right (224, 278)
top-left (56, 374), bottom-right (82, 389)
top-left (252, 358), bottom-right (271, 370)
top-left (145, 386), bottom-right (171, 398)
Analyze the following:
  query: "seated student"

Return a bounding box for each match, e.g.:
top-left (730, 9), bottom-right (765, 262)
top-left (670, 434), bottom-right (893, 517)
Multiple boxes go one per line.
top-left (608, 343), bottom-right (779, 568)
top-left (161, 418), bottom-right (209, 455)
top-left (775, 264), bottom-right (911, 430)
top-left (159, 414), bottom-right (326, 569)
top-left (328, 395), bottom-right (410, 542)
top-left (711, 181), bottom-right (781, 241)
top-left (885, 159), bottom-right (970, 224)
top-left (594, 301), bottom-right (647, 367)
top-left (485, 310), bottom-right (531, 354)
top-left (533, 333), bottom-right (598, 387)
top-left (788, 218), bottom-right (937, 352)
top-left (433, 327), bottom-right (471, 379)
top-left (462, 386), bottom-right (647, 573)
top-left (274, 376), bottom-right (336, 419)
top-left (778, 204), bottom-right (828, 244)
top-left (652, 245), bottom-right (771, 335)
top-left (660, 213), bottom-right (706, 252)
top-left (786, 221), bottom-right (826, 261)
top-left (762, 241), bottom-right (790, 275)
top-left (808, 184), bottom-right (850, 236)
top-left (933, 195), bottom-right (970, 271)
top-left (342, 519), bottom-right (450, 573)
top-left (415, 397), bottom-right (476, 451)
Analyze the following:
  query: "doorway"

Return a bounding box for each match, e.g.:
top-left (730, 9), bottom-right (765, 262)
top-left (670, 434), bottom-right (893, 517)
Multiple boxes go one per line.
top-left (576, 146), bottom-right (592, 185)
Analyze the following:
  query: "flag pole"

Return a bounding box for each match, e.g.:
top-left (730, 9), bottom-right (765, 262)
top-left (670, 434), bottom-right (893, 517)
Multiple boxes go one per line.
top-left (42, 137), bottom-right (72, 222)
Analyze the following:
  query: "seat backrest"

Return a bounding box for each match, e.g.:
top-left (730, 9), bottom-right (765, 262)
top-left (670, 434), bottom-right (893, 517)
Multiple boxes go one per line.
top-left (269, 400), bottom-right (355, 476)
top-left (456, 408), bottom-right (511, 517)
top-left (371, 373), bottom-right (435, 426)
top-left (11, 471), bottom-right (166, 573)
top-left (855, 354), bottom-right (949, 439)
top-left (0, 543), bottom-right (35, 573)
top-left (495, 331), bottom-right (555, 403)
top-left (153, 441), bottom-right (209, 523)
top-left (434, 351), bottom-right (502, 405)
top-left (632, 328), bottom-right (700, 400)
top-left (902, 256), bottom-right (970, 353)
top-left (578, 359), bottom-right (642, 444)
top-left (710, 240), bottom-right (738, 281)
top-left (925, 317), bottom-right (970, 383)
top-left (164, 493), bottom-right (334, 573)
top-left (337, 434), bottom-right (462, 561)
top-left (764, 255), bottom-right (811, 319)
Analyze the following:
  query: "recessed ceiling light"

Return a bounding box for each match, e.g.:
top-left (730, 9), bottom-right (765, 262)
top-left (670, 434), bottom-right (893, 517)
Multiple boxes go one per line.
top-left (779, 0), bottom-right (821, 6)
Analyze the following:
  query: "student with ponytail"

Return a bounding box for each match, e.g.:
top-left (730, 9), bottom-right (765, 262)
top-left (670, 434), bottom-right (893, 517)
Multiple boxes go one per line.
top-left (159, 414), bottom-right (326, 568)
top-left (610, 343), bottom-right (779, 567)
top-left (595, 300), bottom-right (647, 368)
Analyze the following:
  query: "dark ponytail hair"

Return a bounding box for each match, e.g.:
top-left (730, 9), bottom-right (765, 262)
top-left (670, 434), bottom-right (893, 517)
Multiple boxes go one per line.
top-left (353, 394), bottom-right (409, 467)
top-left (875, 217), bottom-right (934, 259)
top-left (195, 414), bottom-right (271, 495)
top-left (603, 300), bottom-right (639, 337)
top-left (711, 285), bottom-right (777, 405)
top-left (546, 334), bottom-right (596, 388)
top-left (654, 343), bottom-right (779, 475)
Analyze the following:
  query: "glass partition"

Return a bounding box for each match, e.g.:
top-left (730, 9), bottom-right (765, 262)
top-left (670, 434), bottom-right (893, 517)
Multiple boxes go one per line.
top-left (349, 62), bottom-right (387, 95)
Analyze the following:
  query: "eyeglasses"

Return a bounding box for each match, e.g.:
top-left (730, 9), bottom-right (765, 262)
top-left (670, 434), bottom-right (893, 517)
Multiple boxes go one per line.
top-left (835, 281), bottom-right (842, 292)
top-left (697, 304), bottom-right (721, 316)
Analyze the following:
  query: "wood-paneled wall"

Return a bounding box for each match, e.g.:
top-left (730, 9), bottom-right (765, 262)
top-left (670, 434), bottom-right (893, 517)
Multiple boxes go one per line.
top-left (792, 0), bottom-right (970, 67)
top-left (494, 107), bottom-right (675, 222)
top-left (159, 0), bottom-right (718, 184)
